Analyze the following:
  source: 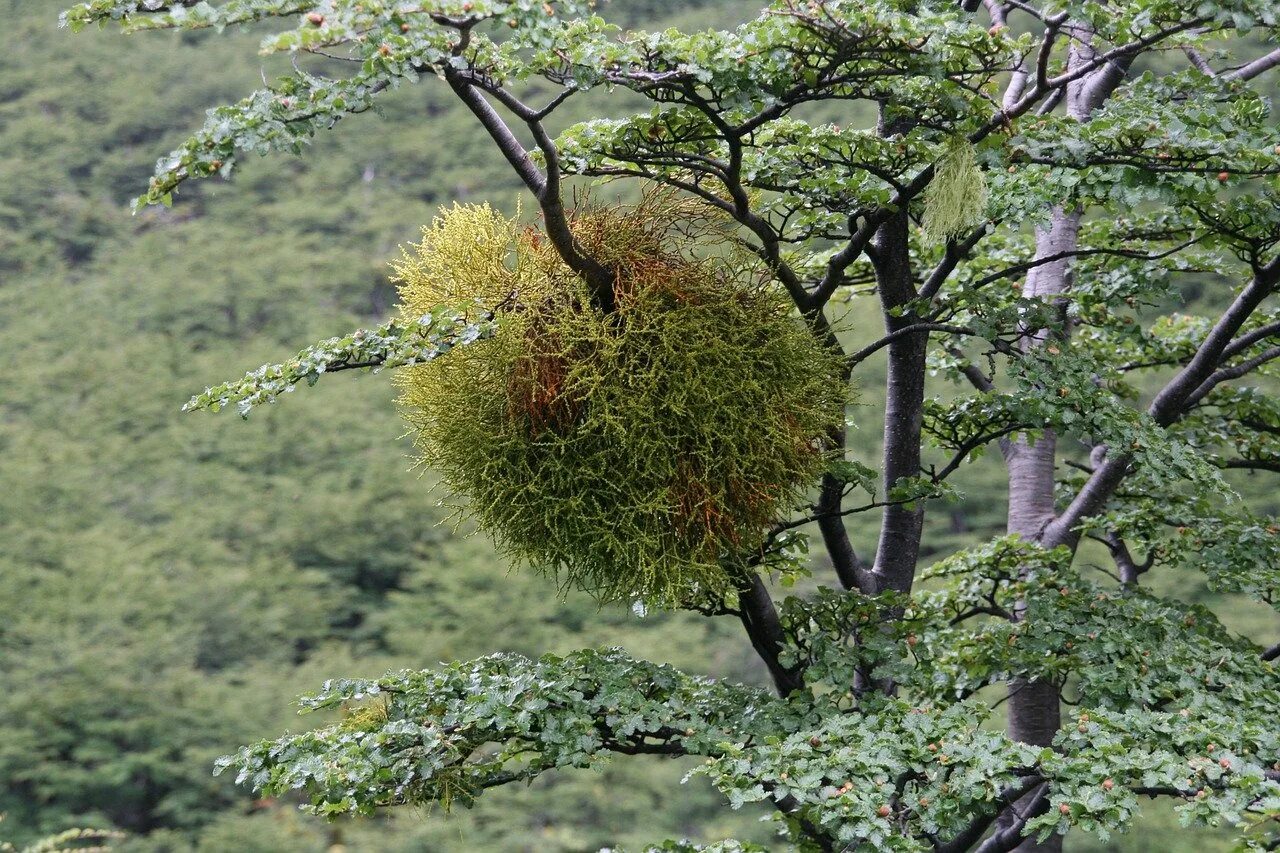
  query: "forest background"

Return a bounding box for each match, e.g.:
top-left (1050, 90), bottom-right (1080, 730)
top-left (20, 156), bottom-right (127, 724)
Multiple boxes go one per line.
top-left (0, 0), bottom-right (1275, 849)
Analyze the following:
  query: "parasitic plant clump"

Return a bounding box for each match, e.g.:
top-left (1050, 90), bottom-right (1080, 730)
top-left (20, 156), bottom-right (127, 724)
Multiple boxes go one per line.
top-left (921, 135), bottom-right (989, 244)
top-left (394, 196), bottom-right (849, 605)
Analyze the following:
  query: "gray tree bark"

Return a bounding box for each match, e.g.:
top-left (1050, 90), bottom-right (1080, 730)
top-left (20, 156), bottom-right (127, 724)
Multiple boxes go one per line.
top-left (1000, 31), bottom-right (1121, 852)
top-left (1000, 213), bottom-right (1076, 853)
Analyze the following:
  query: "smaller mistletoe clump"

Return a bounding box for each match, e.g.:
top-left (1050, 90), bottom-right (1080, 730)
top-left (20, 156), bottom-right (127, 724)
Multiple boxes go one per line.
top-left (394, 196), bottom-right (848, 604)
top-left (921, 136), bottom-right (989, 243)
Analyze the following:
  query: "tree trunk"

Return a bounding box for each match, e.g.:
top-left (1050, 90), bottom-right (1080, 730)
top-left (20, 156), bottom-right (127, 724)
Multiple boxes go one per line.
top-left (871, 209), bottom-right (928, 595)
top-left (997, 26), bottom-right (1132, 845)
top-left (1003, 432), bottom-right (1063, 851)
top-left (999, 206), bottom-right (1079, 853)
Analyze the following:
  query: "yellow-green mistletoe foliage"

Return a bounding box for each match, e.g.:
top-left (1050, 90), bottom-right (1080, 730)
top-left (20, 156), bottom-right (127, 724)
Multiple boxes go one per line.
top-left (921, 136), bottom-right (989, 243)
top-left (394, 198), bottom-right (848, 604)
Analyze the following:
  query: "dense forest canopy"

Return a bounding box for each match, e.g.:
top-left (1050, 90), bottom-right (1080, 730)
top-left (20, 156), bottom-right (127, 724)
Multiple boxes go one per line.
top-left (3, 0), bottom-right (1280, 850)
top-left (2, 2), bottom-right (787, 849)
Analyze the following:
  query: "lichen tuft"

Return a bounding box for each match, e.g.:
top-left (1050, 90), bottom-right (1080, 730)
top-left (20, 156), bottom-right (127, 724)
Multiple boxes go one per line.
top-left (921, 136), bottom-right (989, 243)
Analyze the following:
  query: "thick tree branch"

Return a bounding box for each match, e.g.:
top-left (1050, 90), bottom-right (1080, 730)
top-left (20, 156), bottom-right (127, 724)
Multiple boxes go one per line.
top-left (974, 783), bottom-right (1052, 853)
top-left (937, 776), bottom-right (1045, 853)
top-left (817, 435), bottom-right (872, 591)
top-left (733, 569), bottom-right (804, 695)
top-left (811, 224), bottom-right (881, 308)
top-left (1219, 458), bottom-right (1280, 473)
top-left (1149, 273), bottom-right (1278, 424)
top-left (920, 227), bottom-right (992, 301)
top-left (1183, 46), bottom-right (1217, 75)
top-left (1045, 267), bottom-right (1279, 548)
top-left (1102, 532), bottom-right (1154, 585)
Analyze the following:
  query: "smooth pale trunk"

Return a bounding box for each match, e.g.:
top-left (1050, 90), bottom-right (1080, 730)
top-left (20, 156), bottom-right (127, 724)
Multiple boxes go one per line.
top-left (1000, 208), bottom-right (1081, 852)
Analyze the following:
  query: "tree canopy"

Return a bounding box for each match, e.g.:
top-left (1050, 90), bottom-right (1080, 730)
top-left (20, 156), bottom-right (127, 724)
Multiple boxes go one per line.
top-left (53, 0), bottom-right (1280, 850)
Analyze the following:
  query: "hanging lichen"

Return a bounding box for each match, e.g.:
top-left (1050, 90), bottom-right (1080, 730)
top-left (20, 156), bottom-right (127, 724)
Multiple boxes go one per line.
top-left (393, 195), bottom-right (850, 606)
top-left (921, 135), bottom-right (988, 243)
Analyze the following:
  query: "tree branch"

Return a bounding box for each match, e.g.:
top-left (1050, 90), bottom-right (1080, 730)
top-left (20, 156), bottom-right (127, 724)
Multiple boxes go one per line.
top-left (920, 227), bottom-right (992, 301)
top-left (966, 241), bottom-right (1200, 294)
top-left (1044, 267), bottom-right (1279, 548)
top-left (733, 569), bottom-right (804, 695)
top-left (849, 323), bottom-right (976, 366)
top-left (974, 782), bottom-right (1052, 853)
top-left (1222, 320), bottom-right (1280, 360)
top-left (937, 776), bottom-right (1046, 853)
top-left (1229, 48), bottom-right (1280, 82)
top-left (1184, 345), bottom-right (1280, 409)
top-left (444, 72), bottom-right (617, 312)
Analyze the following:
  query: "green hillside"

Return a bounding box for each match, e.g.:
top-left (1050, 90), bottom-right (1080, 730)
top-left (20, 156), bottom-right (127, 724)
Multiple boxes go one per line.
top-left (0, 0), bottom-right (1274, 850)
top-left (0, 1), bottom-right (777, 848)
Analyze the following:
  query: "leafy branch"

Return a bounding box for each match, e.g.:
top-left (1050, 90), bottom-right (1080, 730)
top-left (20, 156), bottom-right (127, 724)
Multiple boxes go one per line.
top-left (183, 305), bottom-right (496, 417)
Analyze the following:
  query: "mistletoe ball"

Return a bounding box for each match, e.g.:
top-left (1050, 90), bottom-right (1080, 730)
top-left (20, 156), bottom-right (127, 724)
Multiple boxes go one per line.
top-left (393, 199), bottom-right (848, 604)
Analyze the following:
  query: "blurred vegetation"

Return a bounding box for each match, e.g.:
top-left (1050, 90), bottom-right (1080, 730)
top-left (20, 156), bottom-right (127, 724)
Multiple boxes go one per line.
top-left (0, 0), bottom-right (1274, 849)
